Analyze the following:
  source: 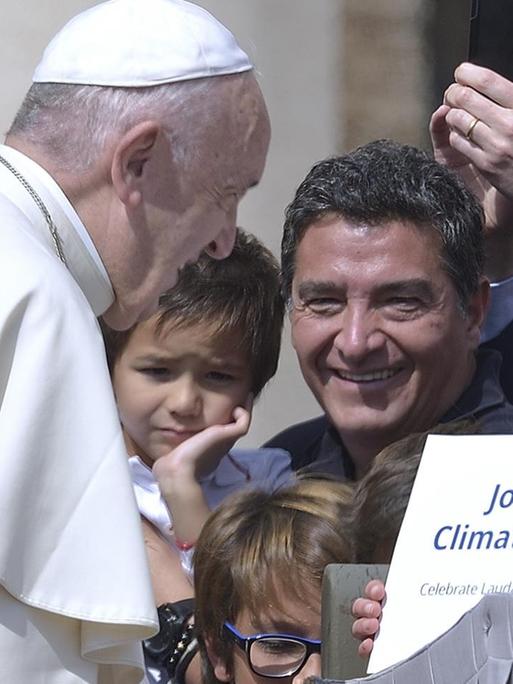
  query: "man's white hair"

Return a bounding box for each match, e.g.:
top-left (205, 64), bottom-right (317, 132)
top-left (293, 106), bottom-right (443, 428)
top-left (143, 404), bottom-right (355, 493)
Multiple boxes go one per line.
top-left (8, 75), bottom-right (237, 173)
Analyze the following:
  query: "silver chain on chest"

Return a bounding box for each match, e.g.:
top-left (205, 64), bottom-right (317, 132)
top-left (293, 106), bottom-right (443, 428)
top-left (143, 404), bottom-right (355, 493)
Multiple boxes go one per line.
top-left (0, 154), bottom-right (67, 266)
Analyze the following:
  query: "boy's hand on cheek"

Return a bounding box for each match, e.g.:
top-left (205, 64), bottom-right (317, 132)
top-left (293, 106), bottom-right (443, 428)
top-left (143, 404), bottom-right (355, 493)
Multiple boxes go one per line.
top-left (153, 397), bottom-right (253, 490)
top-left (153, 398), bottom-right (253, 548)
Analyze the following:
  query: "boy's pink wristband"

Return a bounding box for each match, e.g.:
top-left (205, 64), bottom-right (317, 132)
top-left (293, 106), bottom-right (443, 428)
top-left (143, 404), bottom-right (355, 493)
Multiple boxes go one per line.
top-left (175, 539), bottom-right (195, 552)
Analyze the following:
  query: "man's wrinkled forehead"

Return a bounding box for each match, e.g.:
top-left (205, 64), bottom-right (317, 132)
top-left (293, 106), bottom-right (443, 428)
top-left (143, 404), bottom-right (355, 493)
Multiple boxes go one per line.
top-left (208, 74), bottom-right (270, 191)
top-left (220, 73), bottom-right (271, 159)
top-left (296, 213), bottom-right (443, 258)
top-left (292, 216), bottom-right (452, 290)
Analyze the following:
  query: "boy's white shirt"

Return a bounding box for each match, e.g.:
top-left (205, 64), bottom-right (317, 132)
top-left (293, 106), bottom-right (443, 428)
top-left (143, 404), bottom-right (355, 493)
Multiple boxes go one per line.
top-left (129, 447), bottom-right (294, 537)
top-left (129, 456), bottom-right (175, 542)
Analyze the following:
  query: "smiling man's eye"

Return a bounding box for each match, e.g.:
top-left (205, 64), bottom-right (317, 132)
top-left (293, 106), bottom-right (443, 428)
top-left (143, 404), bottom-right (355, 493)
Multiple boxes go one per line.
top-left (382, 296), bottom-right (427, 318)
top-left (303, 298), bottom-right (344, 315)
top-left (389, 297), bottom-right (421, 309)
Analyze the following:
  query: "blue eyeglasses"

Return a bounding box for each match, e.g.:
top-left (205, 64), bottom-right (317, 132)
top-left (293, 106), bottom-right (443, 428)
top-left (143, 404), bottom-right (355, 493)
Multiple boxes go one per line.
top-left (223, 621), bottom-right (322, 678)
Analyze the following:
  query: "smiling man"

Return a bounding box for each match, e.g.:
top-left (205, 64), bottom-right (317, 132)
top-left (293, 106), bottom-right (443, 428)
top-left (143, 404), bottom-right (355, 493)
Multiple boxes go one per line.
top-left (268, 140), bottom-right (513, 479)
top-left (0, 0), bottom-right (270, 682)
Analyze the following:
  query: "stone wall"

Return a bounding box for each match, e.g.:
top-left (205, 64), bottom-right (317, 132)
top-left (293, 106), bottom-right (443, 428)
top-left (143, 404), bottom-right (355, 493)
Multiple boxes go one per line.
top-left (341, 0), bottom-right (431, 151)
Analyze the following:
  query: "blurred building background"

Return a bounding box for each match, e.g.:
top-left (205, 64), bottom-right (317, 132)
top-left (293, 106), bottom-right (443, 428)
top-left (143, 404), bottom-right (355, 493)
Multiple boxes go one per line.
top-left (0, 0), bottom-right (471, 447)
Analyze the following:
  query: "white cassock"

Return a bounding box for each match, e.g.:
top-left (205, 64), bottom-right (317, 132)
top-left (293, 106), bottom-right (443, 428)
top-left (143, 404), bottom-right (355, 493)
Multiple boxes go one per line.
top-left (0, 144), bottom-right (158, 682)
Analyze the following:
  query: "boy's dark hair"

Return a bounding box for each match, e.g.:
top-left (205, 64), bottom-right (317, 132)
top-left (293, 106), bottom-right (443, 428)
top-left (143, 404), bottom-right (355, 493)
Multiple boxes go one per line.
top-left (281, 139), bottom-right (485, 310)
top-left (352, 420), bottom-right (478, 563)
top-left (102, 229), bottom-right (284, 397)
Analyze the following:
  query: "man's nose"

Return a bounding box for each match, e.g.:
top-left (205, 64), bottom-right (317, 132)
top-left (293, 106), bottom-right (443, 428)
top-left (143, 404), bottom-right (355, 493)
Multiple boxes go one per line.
top-left (333, 304), bottom-right (385, 361)
top-left (204, 219), bottom-right (237, 261)
top-left (292, 653), bottom-right (321, 684)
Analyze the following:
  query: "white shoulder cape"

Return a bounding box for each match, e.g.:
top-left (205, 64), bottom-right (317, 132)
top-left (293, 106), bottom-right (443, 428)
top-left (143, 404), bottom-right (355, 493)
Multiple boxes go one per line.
top-left (0, 145), bottom-right (157, 682)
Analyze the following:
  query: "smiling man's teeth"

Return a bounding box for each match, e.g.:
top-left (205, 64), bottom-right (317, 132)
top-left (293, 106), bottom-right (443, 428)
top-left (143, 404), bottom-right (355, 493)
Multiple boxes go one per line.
top-left (337, 368), bottom-right (399, 382)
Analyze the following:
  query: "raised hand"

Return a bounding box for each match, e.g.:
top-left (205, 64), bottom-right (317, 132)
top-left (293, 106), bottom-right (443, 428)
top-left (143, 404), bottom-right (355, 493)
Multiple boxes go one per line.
top-left (431, 63), bottom-right (513, 279)
top-left (153, 398), bottom-right (252, 548)
top-left (153, 400), bottom-right (252, 485)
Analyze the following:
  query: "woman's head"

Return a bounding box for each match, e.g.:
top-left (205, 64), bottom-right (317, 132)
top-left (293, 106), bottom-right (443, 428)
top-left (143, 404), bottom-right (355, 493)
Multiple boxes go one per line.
top-left (194, 478), bottom-right (353, 684)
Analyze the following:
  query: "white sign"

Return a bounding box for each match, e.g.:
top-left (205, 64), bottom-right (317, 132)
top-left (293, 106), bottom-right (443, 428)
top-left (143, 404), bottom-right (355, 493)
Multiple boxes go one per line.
top-left (368, 434), bottom-right (513, 674)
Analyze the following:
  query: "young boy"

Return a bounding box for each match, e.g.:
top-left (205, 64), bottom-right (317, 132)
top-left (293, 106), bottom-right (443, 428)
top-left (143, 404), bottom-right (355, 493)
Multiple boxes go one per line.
top-left (102, 229), bottom-right (293, 683)
top-left (194, 478), bottom-right (354, 684)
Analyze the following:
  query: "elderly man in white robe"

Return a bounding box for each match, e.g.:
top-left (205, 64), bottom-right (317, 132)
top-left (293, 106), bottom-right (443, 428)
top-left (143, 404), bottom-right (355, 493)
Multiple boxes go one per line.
top-left (0, 0), bottom-right (270, 681)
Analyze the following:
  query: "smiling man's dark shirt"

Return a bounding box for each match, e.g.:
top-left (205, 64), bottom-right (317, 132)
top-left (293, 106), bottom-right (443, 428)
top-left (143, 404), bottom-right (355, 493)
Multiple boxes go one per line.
top-left (265, 350), bottom-right (513, 478)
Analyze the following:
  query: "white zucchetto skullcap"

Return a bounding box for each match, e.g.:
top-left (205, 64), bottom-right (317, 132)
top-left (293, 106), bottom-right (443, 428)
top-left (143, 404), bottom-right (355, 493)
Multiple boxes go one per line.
top-left (33, 0), bottom-right (252, 87)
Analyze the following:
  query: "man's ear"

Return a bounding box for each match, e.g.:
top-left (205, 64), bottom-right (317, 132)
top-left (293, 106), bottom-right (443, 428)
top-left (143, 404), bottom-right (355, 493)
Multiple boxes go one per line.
top-left (205, 637), bottom-right (232, 682)
top-left (110, 120), bottom-right (161, 209)
top-left (466, 278), bottom-right (490, 348)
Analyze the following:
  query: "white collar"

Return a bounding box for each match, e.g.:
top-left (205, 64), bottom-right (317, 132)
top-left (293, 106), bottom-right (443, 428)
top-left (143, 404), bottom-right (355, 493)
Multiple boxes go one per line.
top-left (0, 144), bottom-right (114, 316)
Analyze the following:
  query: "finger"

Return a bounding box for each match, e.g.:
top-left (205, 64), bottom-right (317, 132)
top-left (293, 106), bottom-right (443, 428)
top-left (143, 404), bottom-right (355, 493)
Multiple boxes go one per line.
top-left (430, 105), bottom-right (450, 149)
top-left (444, 108), bottom-right (490, 147)
top-left (231, 405), bottom-right (246, 420)
top-left (445, 81), bottom-right (513, 135)
top-left (444, 83), bottom-right (488, 122)
top-left (455, 62), bottom-right (513, 109)
top-left (230, 406), bottom-right (251, 435)
top-left (357, 638), bottom-right (375, 658)
top-left (364, 579), bottom-right (386, 602)
top-left (351, 617), bottom-right (380, 640)
top-left (446, 127), bottom-right (496, 175)
top-left (204, 417), bottom-right (247, 442)
top-left (352, 598), bottom-right (382, 620)
top-left (430, 104), bottom-right (450, 133)
top-left (199, 411), bottom-right (250, 447)
top-left (429, 105), bottom-right (470, 168)
top-left (155, 425), bottom-right (227, 468)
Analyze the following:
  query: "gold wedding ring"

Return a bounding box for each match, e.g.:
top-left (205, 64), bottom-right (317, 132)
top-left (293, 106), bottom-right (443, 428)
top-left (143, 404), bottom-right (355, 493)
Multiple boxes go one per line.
top-left (465, 117), bottom-right (480, 142)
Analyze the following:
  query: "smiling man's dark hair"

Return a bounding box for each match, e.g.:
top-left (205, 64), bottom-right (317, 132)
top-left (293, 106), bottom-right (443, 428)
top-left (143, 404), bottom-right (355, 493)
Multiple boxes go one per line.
top-left (281, 139), bottom-right (485, 310)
